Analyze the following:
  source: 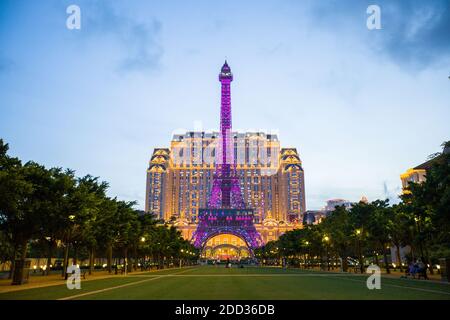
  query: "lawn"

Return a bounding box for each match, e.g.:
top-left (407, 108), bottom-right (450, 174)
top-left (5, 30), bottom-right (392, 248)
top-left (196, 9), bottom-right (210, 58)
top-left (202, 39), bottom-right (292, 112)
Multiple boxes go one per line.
top-left (0, 266), bottom-right (449, 300)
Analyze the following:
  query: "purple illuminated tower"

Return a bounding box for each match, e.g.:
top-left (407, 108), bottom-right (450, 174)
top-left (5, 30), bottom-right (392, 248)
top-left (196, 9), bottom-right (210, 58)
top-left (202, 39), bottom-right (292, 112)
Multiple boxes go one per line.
top-left (192, 62), bottom-right (262, 252)
top-left (208, 61), bottom-right (245, 209)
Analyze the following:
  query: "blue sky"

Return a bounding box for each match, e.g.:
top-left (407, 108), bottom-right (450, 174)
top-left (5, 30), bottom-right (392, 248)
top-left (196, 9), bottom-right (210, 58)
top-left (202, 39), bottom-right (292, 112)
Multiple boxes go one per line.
top-left (1, 0), bottom-right (449, 210)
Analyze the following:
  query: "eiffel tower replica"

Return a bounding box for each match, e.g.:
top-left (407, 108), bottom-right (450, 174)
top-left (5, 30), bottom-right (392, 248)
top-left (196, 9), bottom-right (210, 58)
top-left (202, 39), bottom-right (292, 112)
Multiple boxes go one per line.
top-left (192, 62), bottom-right (263, 252)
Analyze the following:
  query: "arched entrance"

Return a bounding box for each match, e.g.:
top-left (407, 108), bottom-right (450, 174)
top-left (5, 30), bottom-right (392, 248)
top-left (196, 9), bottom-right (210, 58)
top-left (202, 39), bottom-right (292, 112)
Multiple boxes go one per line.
top-left (201, 233), bottom-right (252, 261)
top-left (192, 209), bottom-right (263, 249)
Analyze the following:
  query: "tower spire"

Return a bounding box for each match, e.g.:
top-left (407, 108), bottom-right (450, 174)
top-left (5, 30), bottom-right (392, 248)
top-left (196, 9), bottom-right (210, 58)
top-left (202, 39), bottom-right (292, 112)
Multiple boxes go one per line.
top-left (207, 61), bottom-right (244, 209)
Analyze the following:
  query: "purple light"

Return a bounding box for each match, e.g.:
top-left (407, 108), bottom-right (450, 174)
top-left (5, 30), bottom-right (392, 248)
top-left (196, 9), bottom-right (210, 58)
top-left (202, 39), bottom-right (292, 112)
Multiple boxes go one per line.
top-left (192, 62), bottom-right (263, 254)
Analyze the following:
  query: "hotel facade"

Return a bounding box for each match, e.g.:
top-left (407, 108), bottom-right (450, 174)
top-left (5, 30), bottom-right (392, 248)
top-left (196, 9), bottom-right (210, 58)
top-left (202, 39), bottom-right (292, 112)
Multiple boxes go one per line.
top-left (145, 131), bottom-right (306, 245)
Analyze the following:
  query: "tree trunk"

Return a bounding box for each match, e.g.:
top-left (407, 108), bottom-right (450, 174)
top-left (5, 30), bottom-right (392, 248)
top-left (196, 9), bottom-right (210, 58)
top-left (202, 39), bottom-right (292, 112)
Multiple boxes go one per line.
top-left (8, 259), bottom-right (15, 279)
top-left (410, 245), bottom-right (415, 262)
top-left (395, 244), bottom-right (403, 272)
top-left (73, 245), bottom-right (78, 266)
top-left (107, 244), bottom-right (113, 274)
top-left (63, 243), bottom-right (70, 279)
top-left (124, 247), bottom-right (129, 274)
top-left (12, 239), bottom-right (28, 283)
top-left (342, 256), bottom-right (348, 272)
top-left (133, 246), bottom-right (138, 271)
top-left (8, 245), bottom-right (16, 279)
top-left (89, 247), bottom-right (95, 275)
top-left (425, 247), bottom-right (433, 275)
top-left (383, 244), bottom-right (390, 274)
top-left (46, 240), bottom-right (53, 276)
top-left (20, 239), bottom-right (28, 260)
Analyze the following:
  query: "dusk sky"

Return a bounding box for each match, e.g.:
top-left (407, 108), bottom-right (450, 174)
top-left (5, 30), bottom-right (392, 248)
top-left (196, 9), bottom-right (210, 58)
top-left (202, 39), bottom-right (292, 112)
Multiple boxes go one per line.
top-left (1, 0), bottom-right (449, 210)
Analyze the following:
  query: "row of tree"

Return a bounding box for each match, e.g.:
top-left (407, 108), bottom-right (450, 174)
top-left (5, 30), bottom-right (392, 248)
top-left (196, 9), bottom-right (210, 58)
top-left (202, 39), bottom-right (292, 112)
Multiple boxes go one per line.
top-left (0, 139), bottom-right (198, 282)
top-left (256, 142), bottom-right (450, 274)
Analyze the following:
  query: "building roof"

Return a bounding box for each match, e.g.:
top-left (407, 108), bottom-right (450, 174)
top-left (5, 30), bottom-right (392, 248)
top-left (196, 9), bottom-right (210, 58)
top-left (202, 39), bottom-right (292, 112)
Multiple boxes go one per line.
top-left (171, 131), bottom-right (279, 140)
top-left (221, 60), bottom-right (231, 73)
top-left (413, 145), bottom-right (449, 170)
top-left (413, 158), bottom-right (436, 171)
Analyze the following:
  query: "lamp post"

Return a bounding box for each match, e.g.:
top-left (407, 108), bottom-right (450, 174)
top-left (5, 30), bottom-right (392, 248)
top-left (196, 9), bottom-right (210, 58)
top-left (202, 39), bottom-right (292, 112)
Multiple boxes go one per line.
top-left (323, 235), bottom-right (330, 271)
top-left (63, 214), bottom-right (76, 280)
top-left (180, 249), bottom-right (184, 268)
top-left (139, 237), bottom-right (146, 270)
top-left (355, 229), bottom-right (364, 274)
top-left (304, 241), bottom-right (310, 269)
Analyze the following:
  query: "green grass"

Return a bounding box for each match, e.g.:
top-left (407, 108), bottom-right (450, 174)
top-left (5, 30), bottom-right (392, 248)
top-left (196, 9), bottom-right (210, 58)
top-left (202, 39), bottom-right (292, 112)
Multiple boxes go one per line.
top-left (1, 266), bottom-right (450, 300)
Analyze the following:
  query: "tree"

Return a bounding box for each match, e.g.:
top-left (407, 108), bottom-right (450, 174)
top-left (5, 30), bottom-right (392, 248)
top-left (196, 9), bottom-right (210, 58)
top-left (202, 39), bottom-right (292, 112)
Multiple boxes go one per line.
top-left (37, 168), bottom-right (76, 275)
top-left (321, 205), bottom-right (354, 272)
top-left (2, 139), bottom-right (197, 283)
top-left (61, 175), bottom-right (108, 278)
top-left (400, 141), bottom-right (450, 272)
top-left (420, 141), bottom-right (450, 241)
top-left (113, 200), bottom-right (138, 273)
top-left (94, 197), bottom-right (118, 273)
top-left (0, 139), bottom-right (27, 278)
top-left (366, 200), bottom-right (392, 274)
top-left (348, 201), bottom-right (372, 273)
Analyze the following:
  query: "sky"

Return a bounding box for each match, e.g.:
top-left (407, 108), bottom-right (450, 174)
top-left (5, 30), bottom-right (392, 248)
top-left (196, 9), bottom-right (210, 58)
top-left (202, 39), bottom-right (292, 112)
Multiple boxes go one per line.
top-left (0, 0), bottom-right (449, 210)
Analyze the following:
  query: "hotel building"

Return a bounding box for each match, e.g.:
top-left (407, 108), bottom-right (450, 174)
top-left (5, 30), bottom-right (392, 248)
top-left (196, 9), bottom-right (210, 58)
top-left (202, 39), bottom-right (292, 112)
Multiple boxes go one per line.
top-left (145, 131), bottom-right (306, 245)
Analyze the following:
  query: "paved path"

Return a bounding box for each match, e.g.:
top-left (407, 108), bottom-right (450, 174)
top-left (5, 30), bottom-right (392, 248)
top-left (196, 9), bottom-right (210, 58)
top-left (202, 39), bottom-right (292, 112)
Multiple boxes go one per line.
top-left (0, 267), bottom-right (189, 294)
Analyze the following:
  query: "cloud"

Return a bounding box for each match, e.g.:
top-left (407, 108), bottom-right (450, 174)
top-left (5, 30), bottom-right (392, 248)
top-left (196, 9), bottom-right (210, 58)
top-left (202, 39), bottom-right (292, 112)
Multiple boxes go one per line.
top-left (378, 0), bottom-right (450, 69)
top-left (80, 1), bottom-right (163, 74)
top-left (117, 20), bottom-right (162, 73)
top-left (308, 0), bottom-right (450, 70)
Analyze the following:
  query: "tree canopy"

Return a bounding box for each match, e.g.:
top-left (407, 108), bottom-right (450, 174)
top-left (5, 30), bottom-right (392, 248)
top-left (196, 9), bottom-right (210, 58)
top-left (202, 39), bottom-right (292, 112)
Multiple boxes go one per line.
top-left (0, 139), bottom-right (198, 282)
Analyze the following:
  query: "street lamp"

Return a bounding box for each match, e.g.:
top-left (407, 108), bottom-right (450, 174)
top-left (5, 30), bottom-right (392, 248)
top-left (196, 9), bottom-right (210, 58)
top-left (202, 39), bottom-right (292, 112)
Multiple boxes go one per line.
top-left (355, 228), bottom-right (363, 273)
top-left (140, 237), bottom-right (146, 242)
top-left (304, 240), bottom-right (310, 269)
top-left (179, 249), bottom-right (185, 268)
top-left (323, 235), bottom-right (330, 271)
top-left (63, 214), bottom-right (76, 279)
